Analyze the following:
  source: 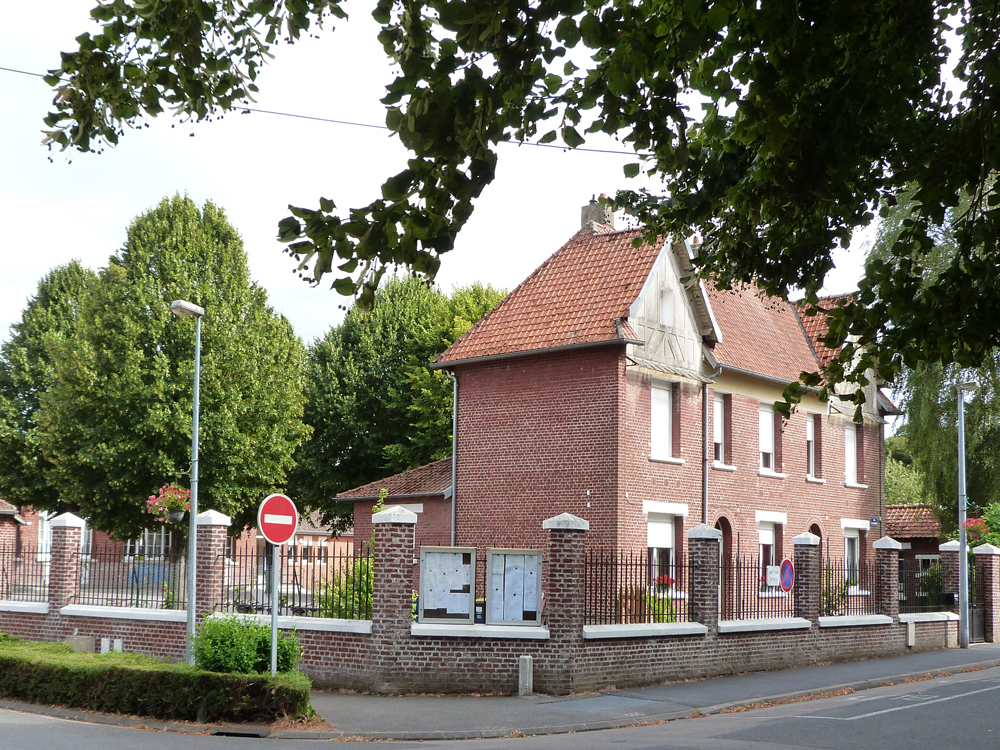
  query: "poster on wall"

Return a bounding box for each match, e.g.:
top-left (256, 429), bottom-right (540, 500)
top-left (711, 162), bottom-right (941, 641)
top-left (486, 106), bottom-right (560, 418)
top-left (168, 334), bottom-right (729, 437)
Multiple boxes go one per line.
top-left (487, 549), bottom-right (542, 625)
top-left (419, 547), bottom-right (476, 623)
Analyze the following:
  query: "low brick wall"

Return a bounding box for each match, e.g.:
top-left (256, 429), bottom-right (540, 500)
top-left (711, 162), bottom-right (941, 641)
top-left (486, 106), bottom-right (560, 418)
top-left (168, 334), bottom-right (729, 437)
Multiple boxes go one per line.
top-left (0, 510), bottom-right (972, 695)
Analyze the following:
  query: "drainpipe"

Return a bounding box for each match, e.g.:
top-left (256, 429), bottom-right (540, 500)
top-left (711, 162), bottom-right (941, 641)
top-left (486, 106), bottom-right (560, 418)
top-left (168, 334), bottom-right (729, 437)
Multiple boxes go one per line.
top-left (702, 363), bottom-right (724, 525)
top-left (446, 371), bottom-right (458, 546)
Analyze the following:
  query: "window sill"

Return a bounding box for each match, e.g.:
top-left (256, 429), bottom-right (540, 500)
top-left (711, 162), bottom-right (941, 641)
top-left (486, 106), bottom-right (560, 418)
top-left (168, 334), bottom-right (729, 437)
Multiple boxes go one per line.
top-left (712, 461), bottom-right (737, 472)
top-left (758, 469), bottom-right (788, 480)
top-left (649, 455), bottom-right (685, 466)
top-left (806, 476), bottom-right (826, 484)
top-left (844, 481), bottom-right (869, 489)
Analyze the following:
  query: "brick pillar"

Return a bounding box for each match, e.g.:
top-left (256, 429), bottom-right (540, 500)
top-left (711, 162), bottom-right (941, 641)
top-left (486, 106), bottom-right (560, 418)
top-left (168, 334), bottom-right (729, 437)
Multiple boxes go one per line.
top-left (44, 513), bottom-right (85, 643)
top-left (973, 544), bottom-right (1000, 643)
top-left (371, 505), bottom-right (418, 691)
top-left (940, 541), bottom-right (960, 601)
top-left (542, 513), bottom-right (588, 694)
top-left (686, 524), bottom-right (721, 635)
top-left (873, 536), bottom-right (901, 620)
top-left (792, 531), bottom-right (820, 623)
top-left (194, 510), bottom-right (230, 620)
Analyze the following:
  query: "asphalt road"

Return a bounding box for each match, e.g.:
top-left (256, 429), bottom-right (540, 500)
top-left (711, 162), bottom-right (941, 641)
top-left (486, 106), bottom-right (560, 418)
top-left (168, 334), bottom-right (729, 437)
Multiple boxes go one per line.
top-left (4, 668), bottom-right (1000, 749)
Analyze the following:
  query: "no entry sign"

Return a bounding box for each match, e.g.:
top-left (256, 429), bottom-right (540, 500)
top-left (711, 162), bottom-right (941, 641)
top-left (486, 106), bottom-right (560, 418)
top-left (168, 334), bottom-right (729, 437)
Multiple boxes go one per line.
top-left (257, 493), bottom-right (298, 546)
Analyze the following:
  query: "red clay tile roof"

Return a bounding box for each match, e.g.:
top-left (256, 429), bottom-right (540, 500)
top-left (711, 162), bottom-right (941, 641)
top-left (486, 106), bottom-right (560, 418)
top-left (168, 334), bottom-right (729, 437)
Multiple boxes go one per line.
top-left (886, 504), bottom-right (941, 539)
top-left (0, 499), bottom-right (17, 515)
top-left (707, 284), bottom-right (821, 382)
top-left (437, 228), bottom-right (662, 365)
top-left (795, 294), bottom-right (855, 368)
top-left (337, 458), bottom-right (452, 500)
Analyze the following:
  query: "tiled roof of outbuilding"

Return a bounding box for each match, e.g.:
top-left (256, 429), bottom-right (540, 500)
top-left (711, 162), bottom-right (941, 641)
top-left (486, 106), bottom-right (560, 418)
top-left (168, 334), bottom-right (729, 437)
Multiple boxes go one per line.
top-left (337, 458), bottom-right (453, 500)
top-left (886, 504), bottom-right (941, 539)
top-left (437, 227), bottom-right (662, 365)
top-left (707, 284), bottom-right (821, 382)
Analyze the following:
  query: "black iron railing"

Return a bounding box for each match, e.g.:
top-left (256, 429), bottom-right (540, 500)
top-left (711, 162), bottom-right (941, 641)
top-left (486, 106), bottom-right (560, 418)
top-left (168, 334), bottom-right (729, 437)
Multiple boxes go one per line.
top-left (76, 546), bottom-right (187, 609)
top-left (0, 544), bottom-right (48, 602)
top-left (719, 554), bottom-right (795, 620)
top-left (584, 549), bottom-right (692, 625)
top-left (820, 558), bottom-right (881, 616)
top-left (219, 544), bottom-right (372, 619)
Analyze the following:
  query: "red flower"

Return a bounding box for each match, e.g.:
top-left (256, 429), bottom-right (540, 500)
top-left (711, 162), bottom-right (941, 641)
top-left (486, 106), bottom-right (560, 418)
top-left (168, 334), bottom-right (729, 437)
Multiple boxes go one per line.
top-left (655, 574), bottom-right (675, 587)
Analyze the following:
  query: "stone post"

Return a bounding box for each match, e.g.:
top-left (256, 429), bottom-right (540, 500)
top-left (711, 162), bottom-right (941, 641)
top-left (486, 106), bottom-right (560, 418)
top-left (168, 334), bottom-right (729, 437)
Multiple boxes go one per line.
top-left (371, 505), bottom-right (418, 690)
top-left (873, 536), bottom-right (902, 620)
top-left (44, 513), bottom-right (85, 643)
top-left (194, 510), bottom-right (230, 620)
top-left (973, 544), bottom-right (1000, 643)
top-left (686, 524), bottom-right (721, 635)
top-left (542, 512), bottom-right (589, 695)
top-left (792, 531), bottom-right (820, 623)
top-left (940, 540), bottom-right (960, 604)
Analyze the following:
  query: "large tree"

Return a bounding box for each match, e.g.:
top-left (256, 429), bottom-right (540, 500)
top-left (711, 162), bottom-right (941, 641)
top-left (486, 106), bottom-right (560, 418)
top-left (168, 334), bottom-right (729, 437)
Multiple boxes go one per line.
top-left (289, 277), bottom-right (503, 529)
top-left (34, 195), bottom-right (310, 537)
top-left (0, 262), bottom-right (97, 508)
top-left (42, 1), bottom-right (1000, 402)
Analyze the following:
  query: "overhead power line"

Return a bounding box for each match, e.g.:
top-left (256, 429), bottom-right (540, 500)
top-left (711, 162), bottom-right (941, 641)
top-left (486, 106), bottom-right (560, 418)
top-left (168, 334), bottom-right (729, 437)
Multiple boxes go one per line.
top-left (2, 63), bottom-right (647, 157)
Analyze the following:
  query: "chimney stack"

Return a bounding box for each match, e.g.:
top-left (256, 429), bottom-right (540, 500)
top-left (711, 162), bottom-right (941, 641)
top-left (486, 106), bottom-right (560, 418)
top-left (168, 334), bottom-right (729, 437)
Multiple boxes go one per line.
top-left (581, 194), bottom-right (614, 230)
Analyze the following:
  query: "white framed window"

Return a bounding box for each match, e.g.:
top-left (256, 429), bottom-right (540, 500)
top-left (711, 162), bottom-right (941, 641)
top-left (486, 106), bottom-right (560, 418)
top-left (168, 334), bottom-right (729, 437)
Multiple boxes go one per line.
top-left (759, 522), bottom-right (775, 589)
top-left (287, 542), bottom-right (297, 561)
top-left (647, 513), bottom-right (676, 585)
top-left (651, 384), bottom-right (673, 460)
top-left (126, 527), bottom-right (171, 559)
top-left (845, 529), bottom-right (860, 582)
top-left (845, 423), bottom-right (857, 484)
top-left (806, 416), bottom-right (816, 477)
top-left (759, 404), bottom-right (774, 470)
top-left (302, 538), bottom-right (312, 562)
top-left (714, 394), bottom-right (725, 463)
top-left (659, 289), bottom-right (674, 326)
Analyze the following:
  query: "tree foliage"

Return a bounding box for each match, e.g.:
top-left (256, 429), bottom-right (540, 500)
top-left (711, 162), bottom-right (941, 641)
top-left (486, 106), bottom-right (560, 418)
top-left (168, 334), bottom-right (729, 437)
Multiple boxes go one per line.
top-left (0, 262), bottom-right (97, 508)
top-left (288, 276), bottom-right (503, 529)
top-left (43, 1), bottom-right (1000, 400)
top-left (33, 195), bottom-right (309, 537)
top-left (884, 436), bottom-right (927, 507)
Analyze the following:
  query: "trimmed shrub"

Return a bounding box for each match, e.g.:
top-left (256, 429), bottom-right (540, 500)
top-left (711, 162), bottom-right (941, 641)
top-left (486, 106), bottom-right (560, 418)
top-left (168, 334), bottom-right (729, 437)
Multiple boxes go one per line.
top-left (194, 615), bottom-right (300, 674)
top-left (0, 637), bottom-right (310, 723)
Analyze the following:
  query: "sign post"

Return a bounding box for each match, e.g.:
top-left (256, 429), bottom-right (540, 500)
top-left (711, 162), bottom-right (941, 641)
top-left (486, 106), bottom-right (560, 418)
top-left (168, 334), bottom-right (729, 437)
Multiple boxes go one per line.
top-left (257, 493), bottom-right (298, 676)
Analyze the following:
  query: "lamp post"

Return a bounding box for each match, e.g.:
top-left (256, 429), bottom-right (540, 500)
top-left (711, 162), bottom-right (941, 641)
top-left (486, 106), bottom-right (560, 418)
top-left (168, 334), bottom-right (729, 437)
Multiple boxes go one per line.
top-left (170, 299), bottom-right (205, 665)
top-left (957, 379), bottom-right (978, 650)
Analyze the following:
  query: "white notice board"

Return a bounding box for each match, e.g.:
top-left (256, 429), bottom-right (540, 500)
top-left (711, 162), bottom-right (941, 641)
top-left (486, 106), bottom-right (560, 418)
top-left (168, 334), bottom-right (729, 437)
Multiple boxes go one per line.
top-left (419, 546), bottom-right (476, 623)
top-left (487, 548), bottom-right (542, 625)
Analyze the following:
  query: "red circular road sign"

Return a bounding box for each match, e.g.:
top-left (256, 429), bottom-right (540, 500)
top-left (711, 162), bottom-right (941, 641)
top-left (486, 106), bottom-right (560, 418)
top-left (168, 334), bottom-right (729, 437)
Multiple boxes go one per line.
top-left (258, 493), bottom-right (298, 546)
top-left (779, 558), bottom-right (795, 592)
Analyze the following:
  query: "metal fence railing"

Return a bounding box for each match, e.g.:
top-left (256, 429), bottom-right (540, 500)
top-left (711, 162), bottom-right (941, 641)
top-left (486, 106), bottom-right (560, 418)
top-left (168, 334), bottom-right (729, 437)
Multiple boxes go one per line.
top-left (76, 546), bottom-right (188, 609)
top-left (820, 558), bottom-right (881, 617)
top-left (584, 550), bottom-right (692, 625)
top-left (0, 544), bottom-right (48, 602)
top-left (219, 544), bottom-right (372, 619)
top-left (899, 562), bottom-right (951, 613)
top-left (719, 554), bottom-right (795, 620)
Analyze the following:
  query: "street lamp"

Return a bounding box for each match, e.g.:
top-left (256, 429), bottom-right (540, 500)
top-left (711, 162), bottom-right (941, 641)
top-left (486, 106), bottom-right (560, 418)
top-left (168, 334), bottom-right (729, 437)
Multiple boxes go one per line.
top-left (170, 299), bottom-right (205, 665)
top-left (957, 379), bottom-right (978, 650)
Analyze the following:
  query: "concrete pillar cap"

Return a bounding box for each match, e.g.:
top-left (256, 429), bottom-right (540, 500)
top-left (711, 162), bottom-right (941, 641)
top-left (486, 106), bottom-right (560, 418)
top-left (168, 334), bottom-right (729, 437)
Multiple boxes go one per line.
top-left (196, 509), bottom-right (232, 527)
top-left (50, 513), bottom-right (86, 529)
top-left (791, 532), bottom-right (820, 546)
top-left (973, 543), bottom-right (1000, 556)
top-left (542, 513), bottom-right (589, 531)
top-left (373, 505), bottom-right (418, 525)
top-left (686, 523), bottom-right (722, 540)
top-left (873, 536), bottom-right (903, 550)
top-left (939, 540), bottom-right (960, 552)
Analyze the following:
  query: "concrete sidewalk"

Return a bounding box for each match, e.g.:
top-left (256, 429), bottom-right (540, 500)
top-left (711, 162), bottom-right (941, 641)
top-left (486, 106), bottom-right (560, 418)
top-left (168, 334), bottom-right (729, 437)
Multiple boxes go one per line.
top-left (298, 643), bottom-right (1000, 740)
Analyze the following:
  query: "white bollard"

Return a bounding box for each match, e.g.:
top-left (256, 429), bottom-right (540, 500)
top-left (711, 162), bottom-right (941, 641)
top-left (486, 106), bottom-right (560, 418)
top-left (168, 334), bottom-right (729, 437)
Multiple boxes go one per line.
top-left (518, 654), bottom-right (533, 697)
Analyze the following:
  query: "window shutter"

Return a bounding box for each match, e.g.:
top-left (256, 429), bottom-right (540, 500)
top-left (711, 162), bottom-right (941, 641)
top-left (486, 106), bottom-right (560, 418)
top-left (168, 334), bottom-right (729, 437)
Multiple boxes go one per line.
top-left (814, 415), bottom-right (823, 477)
top-left (773, 411), bottom-right (783, 472)
top-left (671, 383), bottom-right (682, 457)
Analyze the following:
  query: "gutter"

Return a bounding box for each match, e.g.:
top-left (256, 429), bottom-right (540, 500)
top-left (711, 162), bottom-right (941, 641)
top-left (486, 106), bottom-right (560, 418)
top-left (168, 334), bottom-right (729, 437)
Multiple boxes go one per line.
top-left (702, 349), bottom-right (723, 525)
top-left (719, 363), bottom-right (822, 392)
top-left (446, 371), bottom-right (458, 546)
top-left (430, 337), bottom-right (644, 371)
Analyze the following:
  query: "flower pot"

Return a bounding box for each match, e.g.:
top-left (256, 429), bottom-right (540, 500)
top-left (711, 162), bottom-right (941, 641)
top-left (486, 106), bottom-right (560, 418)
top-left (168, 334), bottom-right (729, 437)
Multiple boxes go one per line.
top-left (166, 510), bottom-right (186, 524)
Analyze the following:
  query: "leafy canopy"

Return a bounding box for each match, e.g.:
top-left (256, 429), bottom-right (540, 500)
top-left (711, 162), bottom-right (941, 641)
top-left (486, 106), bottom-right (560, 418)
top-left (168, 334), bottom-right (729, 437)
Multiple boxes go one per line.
top-left (288, 276), bottom-right (503, 530)
top-left (44, 0), bottom-right (1000, 398)
top-left (33, 195), bottom-right (310, 537)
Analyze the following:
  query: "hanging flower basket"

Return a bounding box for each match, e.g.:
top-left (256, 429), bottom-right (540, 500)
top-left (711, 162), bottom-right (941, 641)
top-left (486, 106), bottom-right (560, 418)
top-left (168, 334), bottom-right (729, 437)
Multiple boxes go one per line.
top-left (147, 484), bottom-right (192, 524)
top-left (166, 509), bottom-right (187, 524)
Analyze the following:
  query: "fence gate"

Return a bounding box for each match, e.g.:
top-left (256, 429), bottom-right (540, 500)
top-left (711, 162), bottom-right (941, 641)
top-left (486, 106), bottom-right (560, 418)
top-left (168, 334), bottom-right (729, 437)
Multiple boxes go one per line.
top-left (971, 564), bottom-right (986, 643)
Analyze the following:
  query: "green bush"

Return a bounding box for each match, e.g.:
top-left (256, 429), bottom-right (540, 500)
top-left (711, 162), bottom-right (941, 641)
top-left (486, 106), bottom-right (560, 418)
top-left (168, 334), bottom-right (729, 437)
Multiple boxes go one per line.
top-left (316, 557), bottom-right (373, 619)
top-left (193, 616), bottom-right (300, 674)
top-left (0, 636), bottom-right (309, 722)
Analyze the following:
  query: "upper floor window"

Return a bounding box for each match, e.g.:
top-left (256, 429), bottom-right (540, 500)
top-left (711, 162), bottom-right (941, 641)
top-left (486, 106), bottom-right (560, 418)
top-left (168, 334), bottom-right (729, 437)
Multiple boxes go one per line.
top-left (714, 394), bottom-right (725, 463)
top-left (759, 404), bottom-right (777, 470)
top-left (651, 383), bottom-right (680, 460)
top-left (845, 422), bottom-right (864, 485)
top-left (806, 414), bottom-right (823, 478)
top-left (659, 289), bottom-right (674, 326)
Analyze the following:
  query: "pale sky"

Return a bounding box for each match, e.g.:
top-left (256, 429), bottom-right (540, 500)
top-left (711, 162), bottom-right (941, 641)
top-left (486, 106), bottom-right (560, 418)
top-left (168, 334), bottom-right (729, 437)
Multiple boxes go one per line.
top-left (0, 0), bottom-right (870, 347)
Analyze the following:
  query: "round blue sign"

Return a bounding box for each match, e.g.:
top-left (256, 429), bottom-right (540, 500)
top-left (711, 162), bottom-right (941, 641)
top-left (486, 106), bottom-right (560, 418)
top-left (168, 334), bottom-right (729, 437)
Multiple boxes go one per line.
top-left (779, 558), bottom-right (795, 592)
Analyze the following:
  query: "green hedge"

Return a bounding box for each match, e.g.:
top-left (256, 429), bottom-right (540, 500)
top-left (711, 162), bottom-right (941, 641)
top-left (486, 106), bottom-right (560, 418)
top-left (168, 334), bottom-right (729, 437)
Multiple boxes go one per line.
top-left (194, 615), bottom-right (300, 674)
top-left (0, 637), bottom-right (310, 723)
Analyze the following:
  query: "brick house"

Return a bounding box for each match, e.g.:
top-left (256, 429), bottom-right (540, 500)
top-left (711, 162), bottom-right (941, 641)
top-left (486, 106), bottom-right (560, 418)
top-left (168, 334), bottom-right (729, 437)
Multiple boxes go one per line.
top-left (411, 205), bottom-right (897, 575)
